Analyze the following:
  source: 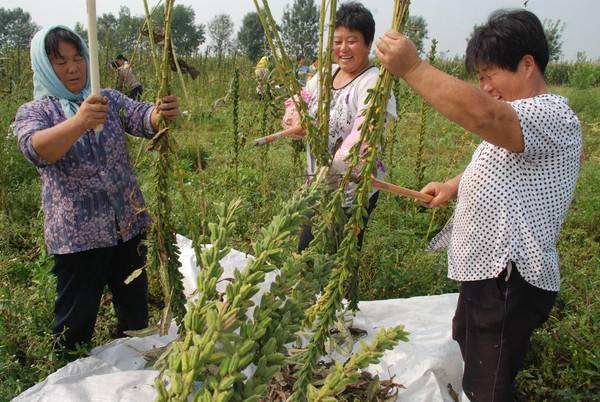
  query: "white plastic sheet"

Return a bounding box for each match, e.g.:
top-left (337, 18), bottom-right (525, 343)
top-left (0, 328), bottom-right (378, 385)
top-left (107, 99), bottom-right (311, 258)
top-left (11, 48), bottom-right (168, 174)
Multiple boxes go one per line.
top-left (14, 235), bottom-right (465, 402)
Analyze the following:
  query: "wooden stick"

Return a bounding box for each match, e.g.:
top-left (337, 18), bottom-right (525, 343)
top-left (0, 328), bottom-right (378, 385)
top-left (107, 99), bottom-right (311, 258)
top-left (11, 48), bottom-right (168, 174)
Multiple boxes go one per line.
top-left (86, 0), bottom-right (102, 133)
top-left (371, 176), bottom-right (433, 203)
top-left (253, 125), bottom-right (304, 146)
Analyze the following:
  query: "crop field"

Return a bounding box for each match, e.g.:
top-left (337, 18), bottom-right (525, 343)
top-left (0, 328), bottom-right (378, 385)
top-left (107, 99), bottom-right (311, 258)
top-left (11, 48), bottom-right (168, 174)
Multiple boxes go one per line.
top-left (1, 2), bottom-right (600, 401)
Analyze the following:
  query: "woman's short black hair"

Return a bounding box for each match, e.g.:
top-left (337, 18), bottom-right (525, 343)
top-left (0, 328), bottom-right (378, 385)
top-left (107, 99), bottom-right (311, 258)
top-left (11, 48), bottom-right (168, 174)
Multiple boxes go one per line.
top-left (45, 27), bottom-right (84, 59)
top-left (335, 2), bottom-right (375, 46)
top-left (465, 9), bottom-right (549, 74)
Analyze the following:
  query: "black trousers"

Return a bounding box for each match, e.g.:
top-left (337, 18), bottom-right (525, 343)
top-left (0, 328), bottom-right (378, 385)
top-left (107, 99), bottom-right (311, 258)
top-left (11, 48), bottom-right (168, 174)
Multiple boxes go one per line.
top-left (298, 191), bottom-right (379, 253)
top-left (452, 262), bottom-right (556, 402)
top-left (128, 85), bottom-right (143, 101)
top-left (52, 234), bottom-right (149, 349)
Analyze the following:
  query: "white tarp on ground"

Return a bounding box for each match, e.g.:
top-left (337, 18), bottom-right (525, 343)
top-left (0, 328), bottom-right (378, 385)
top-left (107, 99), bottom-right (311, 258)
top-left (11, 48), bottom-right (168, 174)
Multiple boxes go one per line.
top-left (14, 235), bottom-right (465, 402)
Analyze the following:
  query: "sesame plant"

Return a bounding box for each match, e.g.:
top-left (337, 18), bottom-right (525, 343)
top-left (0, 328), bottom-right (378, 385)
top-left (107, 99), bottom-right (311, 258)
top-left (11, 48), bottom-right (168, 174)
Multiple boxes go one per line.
top-left (258, 77), bottom-right (272, 198)
top-left (386, 78), bottom-right (417, 184)
top-left (414, 39), bottom-right (437, 190)
top-left (230, 67), bottom-right (241, 188)
top-left (143, 0), bottom-right (187, 333)
top-left (289, 3), bottom-right (412, 399)
top-left (253, 0), bottom-right (330, 166)
top-left (155, 170), bottom-right (329, 401)
top-left (155, 170), bottom-right (408, 402)
top-left (154, 1), bottom-right (412, 401)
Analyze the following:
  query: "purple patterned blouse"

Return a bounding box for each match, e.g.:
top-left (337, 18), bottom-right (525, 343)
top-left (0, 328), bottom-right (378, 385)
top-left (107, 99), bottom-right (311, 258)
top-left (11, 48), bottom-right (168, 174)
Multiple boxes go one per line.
top-left (15, 89), bottom-right (155, 255)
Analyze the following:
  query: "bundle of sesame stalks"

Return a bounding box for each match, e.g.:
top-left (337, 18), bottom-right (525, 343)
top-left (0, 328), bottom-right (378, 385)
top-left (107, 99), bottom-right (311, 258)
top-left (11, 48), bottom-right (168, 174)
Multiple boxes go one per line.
top-left (155, 170), bottom-right (329, 401)
top-left (154, 1), bottom-right (412, 401)
top-left (144, 0), bottom-right (187, 334)
top-left (291, 1), bottom-right (412, 400)
top-left (154, 170), bottom-right (409, 402)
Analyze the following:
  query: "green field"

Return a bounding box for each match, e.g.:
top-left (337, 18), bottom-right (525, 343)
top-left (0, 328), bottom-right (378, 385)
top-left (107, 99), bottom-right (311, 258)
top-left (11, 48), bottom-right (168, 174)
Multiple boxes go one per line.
top-left (1, 55), bottom-right (599, 400)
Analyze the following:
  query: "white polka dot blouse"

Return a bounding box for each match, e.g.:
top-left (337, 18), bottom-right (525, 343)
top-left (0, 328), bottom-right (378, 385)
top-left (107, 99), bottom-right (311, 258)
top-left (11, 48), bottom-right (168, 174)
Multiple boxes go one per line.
top-left (429, 94), bottom-right (582, 291)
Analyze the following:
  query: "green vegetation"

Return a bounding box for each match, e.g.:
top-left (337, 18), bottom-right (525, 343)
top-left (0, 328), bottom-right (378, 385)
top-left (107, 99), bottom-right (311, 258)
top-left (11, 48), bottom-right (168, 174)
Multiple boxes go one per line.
top-left (1, 34), bottom-right (599, 402)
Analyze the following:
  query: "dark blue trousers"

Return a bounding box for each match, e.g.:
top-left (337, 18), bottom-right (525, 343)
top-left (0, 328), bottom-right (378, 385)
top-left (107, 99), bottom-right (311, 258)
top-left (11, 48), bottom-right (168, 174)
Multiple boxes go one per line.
top-left (52, 234), bottom-right (149, 349)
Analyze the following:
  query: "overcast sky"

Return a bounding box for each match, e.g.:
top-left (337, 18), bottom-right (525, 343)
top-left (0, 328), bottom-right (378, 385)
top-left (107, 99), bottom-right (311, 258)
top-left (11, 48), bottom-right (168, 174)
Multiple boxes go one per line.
top-left (3, 0), bottom-right (599, 61)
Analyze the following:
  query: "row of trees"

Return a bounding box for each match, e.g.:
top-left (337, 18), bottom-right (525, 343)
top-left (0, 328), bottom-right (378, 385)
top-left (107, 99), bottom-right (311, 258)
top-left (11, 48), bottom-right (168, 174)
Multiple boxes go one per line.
top-left (236, 1), bottom-right (429, 62)
top-left (73, 5), bottom-right (205, 56)
top-left (0, 2), bottom-right (568, 63)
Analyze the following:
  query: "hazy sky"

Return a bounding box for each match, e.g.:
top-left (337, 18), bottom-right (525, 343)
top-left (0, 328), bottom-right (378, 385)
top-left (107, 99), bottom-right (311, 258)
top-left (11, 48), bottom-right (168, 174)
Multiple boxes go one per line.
top-left (3, 0), bottom-right (599, 61)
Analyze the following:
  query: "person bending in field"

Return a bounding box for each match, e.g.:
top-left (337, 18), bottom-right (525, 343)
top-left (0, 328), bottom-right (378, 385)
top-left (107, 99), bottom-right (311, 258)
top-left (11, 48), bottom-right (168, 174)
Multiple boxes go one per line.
top-left (282, 2), bottom-right (396, 252)
top-left (254, 54), bottom-right (270, 98)
top-left (112, 54), bottom-right (144, 101)
top-left (376, 9), bottom-right (581, 402)
top-left (295, 54), bottom-right (309, 87)
top-left (14, 26), bottom-right (180, 351)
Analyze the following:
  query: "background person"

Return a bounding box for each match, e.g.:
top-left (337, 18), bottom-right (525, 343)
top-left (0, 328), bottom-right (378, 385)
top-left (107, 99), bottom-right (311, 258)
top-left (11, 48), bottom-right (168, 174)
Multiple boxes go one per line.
top-left (283, 2), bottom-right (396, 252)
top-left (376, 9), bottom-right (581, 401)
top-left (14, 25), bottom-right (180, 350)
top-left (305, 56), bottom-right (318, 82)
top-left (295, 54), bottom-right (309, 87)
top-left (113, 54), bottom-right (143, 100)
top-left (254, 54), bottom-right (270, 98)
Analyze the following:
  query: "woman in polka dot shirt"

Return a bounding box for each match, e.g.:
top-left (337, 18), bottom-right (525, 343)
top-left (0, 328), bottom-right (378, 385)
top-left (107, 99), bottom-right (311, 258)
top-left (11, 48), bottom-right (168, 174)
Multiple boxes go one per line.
top-left (376, 9), bottom-right (581, 402)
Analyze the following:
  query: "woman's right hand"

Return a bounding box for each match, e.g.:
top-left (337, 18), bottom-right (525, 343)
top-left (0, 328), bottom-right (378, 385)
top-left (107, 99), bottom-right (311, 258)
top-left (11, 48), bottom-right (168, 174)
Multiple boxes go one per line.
top-left (420, 181), bottom-right (456, 208)
top-left (282, 108), bottom-right (305, 140)
top-left (282, 107), bottom-right (300, 130)
top-left (75, 95), bottom-right (108, 130)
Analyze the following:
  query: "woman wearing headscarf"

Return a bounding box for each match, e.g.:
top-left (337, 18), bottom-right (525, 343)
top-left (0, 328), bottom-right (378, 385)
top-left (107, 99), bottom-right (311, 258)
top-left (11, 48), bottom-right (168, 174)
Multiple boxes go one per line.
top-left (14, 26), bottom-right (179, 350)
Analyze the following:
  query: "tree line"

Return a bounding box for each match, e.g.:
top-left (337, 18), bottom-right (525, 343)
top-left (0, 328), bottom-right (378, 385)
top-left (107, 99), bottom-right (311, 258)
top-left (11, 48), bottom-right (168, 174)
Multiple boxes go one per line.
top-left (1, 2), bottom-right (567, 63)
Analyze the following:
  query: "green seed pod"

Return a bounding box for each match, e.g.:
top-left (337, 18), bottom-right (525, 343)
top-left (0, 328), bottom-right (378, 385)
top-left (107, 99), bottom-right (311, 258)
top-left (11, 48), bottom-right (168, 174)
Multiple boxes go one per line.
top-left (181, 351), bottom-right (190, 372)
top-left (183, 371), bottom-right (195, 390)
top-left (227, 353), bottom-right (240, 375)
top-left (237, 352), bottom-right (255, 369)
top-left (170, 373), bottom-right (182, 395)
top-left (238, 340), bottom-right (255, 356)
top-left (218, 356), bottom-right (231, 378)
top-left (208, 351), bottom-right (227, 363)
top-left (170, 353), bottom-right (182, 372)
top-left (266, 352), bottom-right (285, 365)
top-left (219, 375), bottom-right (236, 391)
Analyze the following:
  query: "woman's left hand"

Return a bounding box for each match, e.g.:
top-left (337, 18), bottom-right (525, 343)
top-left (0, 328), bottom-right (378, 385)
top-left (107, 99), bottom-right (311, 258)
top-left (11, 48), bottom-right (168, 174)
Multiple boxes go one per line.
top-left (156, 95), bottom-right (179, 121)
top-left (376, 30), bottom-right (422, 79)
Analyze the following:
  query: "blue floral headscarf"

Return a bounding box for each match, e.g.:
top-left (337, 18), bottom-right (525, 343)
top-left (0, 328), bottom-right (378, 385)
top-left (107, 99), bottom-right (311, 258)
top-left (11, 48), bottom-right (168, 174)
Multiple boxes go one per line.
top-left (30, 25), bottom-right (91, 117)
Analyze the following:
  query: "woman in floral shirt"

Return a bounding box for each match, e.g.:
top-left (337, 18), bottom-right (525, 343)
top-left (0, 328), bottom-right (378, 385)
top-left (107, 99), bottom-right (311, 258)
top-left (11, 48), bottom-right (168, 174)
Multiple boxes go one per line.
top-left (14, 26), bottom-right (179, 350)
top-left (282, 2), bottom-right (396, 252)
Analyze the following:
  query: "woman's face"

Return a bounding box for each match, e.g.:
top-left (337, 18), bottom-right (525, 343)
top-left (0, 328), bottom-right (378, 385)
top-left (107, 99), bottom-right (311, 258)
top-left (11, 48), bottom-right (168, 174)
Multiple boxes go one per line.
top-left (476, 56), bottom-right (537, 102)
top-left (333, 26), bottom-right (371, 75)
top-left (49, 40), bottom-right (86, 93)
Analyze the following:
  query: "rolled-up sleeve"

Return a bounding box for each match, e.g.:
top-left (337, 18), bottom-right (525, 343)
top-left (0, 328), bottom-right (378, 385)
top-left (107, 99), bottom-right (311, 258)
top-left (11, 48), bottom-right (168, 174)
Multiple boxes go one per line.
top-left (14, 102), bottom-right (53, 167)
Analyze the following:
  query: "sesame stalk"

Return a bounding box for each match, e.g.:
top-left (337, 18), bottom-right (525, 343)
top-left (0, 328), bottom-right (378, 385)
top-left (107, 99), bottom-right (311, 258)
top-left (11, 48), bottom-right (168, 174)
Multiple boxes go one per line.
top-left (253, 0), bottom-right (330, 166)
top-left (156, 171), bottom-right (327, 401)
top-left (145, 0), bottom-right (186, 335)
top-left (415, 39), bottom-right (437, 189)
top-left (290, 2), bottom-right (411, 399)
top-left (308, 326), bottom-right (409, 401)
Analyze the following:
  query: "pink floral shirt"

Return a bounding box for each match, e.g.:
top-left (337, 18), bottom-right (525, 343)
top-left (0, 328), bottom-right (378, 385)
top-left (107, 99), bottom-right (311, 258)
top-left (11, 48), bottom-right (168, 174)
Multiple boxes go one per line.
top-left (15, 89), bottom-right (155, 254)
